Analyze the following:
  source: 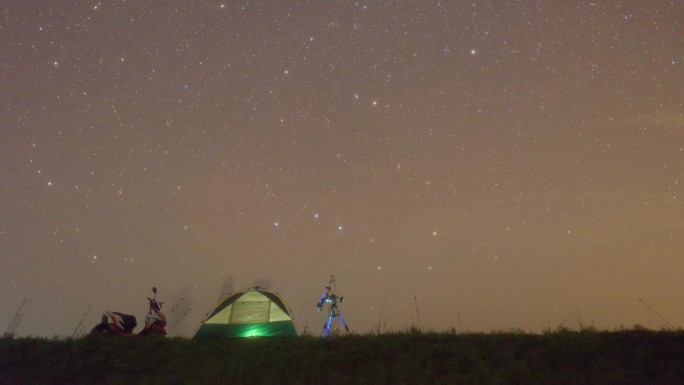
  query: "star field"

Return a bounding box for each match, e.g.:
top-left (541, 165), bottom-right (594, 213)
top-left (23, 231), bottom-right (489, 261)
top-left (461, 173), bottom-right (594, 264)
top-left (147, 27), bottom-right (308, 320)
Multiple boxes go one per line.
top-left (1, 1), bottom-right (683, 336)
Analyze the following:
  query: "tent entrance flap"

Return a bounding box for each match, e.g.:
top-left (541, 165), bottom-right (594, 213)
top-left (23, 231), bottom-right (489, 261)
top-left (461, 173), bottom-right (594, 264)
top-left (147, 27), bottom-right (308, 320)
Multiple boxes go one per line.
top-left (230, 301), bottom-right (270, 323)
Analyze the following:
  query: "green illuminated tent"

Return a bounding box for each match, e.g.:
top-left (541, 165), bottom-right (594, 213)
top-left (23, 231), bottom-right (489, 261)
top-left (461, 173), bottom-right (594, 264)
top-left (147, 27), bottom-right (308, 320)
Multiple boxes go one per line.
top-left (193, 287), bottom-right (297, 338)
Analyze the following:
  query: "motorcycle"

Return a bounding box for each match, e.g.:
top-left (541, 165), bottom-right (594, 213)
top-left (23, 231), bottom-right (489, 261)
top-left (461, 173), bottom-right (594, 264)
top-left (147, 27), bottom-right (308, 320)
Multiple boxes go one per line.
top-left (90, 287), bottom-right (167, 337)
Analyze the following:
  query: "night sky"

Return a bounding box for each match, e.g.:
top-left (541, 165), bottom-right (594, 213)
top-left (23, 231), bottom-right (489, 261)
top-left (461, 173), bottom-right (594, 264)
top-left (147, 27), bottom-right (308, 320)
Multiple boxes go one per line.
top-left (1, 1), bottom-right (683, 337)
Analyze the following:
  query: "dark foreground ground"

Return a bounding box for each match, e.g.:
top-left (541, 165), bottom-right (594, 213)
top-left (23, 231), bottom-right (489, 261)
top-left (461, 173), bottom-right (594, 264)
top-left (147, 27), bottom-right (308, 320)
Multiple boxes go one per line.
top-left (1, 329), bottom-right (683, 385)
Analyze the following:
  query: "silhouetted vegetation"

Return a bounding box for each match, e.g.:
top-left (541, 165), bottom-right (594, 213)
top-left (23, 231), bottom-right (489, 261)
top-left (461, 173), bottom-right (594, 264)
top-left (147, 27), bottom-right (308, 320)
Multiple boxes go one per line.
top-left (1, 329), bottom-right (683, 384)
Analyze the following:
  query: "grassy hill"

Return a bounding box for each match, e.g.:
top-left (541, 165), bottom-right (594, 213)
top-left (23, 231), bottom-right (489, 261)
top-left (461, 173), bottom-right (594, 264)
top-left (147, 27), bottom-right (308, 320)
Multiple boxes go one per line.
top-left (1, 329), bottom-right (683, 384)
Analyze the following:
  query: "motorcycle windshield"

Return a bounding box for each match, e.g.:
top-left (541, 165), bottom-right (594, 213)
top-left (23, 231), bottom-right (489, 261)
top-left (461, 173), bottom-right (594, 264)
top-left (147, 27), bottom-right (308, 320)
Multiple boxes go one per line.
top-left (144, 312), bottom-right (165, 328)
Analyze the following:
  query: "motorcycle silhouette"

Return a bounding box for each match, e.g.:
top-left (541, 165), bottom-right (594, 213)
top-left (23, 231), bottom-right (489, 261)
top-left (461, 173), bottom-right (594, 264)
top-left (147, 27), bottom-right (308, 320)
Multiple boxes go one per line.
top-left (90, 287), bottom-right (167, 337)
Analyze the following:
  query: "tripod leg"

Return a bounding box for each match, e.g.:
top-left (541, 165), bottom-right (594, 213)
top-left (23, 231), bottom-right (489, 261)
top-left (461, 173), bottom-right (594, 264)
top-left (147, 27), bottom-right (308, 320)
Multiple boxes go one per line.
top-left (339, 315), bottom-right (349, 332)
top-left (323, 314), bottom-right (333, 337)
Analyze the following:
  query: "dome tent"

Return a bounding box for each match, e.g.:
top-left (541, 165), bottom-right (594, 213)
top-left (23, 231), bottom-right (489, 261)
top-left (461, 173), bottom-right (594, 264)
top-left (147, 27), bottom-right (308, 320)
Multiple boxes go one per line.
top-left (194, 287), bottom-right (297, 338)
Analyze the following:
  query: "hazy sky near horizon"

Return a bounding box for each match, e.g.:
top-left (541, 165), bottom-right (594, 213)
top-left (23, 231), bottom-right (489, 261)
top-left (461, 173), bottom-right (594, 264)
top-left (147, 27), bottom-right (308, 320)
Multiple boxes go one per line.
top-left (1, 1), bottom-right (683, 337)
